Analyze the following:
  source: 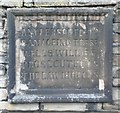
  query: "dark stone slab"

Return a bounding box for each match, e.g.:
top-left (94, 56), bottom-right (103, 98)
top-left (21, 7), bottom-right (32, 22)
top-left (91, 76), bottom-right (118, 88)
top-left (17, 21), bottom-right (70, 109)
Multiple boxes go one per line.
top-left (7, 8), bottom-right (113, 103)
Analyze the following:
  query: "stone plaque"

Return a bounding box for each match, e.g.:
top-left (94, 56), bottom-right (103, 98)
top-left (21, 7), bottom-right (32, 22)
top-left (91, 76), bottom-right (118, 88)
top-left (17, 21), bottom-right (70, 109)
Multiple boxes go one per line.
top-left (7, 8), bottom-right (113, 103)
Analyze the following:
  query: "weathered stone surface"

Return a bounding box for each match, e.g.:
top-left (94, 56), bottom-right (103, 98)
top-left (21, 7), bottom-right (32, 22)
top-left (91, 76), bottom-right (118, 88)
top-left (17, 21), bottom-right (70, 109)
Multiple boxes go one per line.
top-left (117, 2), bottom-right (120, 9)
top-left (0, 102), bottom-right (39, 111)
top-left (88, 112), bottom-right (120, 113)
top-left (113, 46), bottom-right (120, 54)
top-left (0, 53), bottom-right (7, 64)
top-left (114, 9), bottom-right (120, 23)
top-left (113, 33), bottom-right (120, 44)
top-left (7, 8), bottom-right (113, 103)
top-left (0, 39), bottom-right (8, 52)
top-left (85, 103), bottom-right (102, 111)
top-left (0, 89), bottom-right (7, 100)
top-left (113, 66), bottom-right (120, 78)
top-left (113, 23), bottom-right (120, 33)
top-left (0, 0), bottom-right (118, 7)
top-left (0, 30), bottom-right (4, 39)
top-left (34, 0), bottom-right (118, 5)
top-left (103, 103), bottom-right (120, 110)
top-left (113, 78), bottom-right (120, 86)
top-left (0, 3), bottom-right (119, 113)
top-left (41, 103), bottom-right (87, 111)
top-left (0, 64), bottom-right (6, 76)
top-left (113, 55), bottom-right (120, 66)
top-left (0, 0), bottom-right (22, 7)
top-left (0, 9), bottom-right (5, 17)
top-left (114, 100), bottom-right (120, 106)
top-left (112, 87), bottom-right (120, 101)
top-left (0, 76), bottom-right (7, 87)
top-left (1, 111), bottom-right (37, 113)
top-left (1, 111), bottom-right (120, 113)
top-left (0, 21), bottom-right (3, 29)
top-left (95, 103), bottom-right (103, 110)
top-left (0, 41), bottom-right (4, 52)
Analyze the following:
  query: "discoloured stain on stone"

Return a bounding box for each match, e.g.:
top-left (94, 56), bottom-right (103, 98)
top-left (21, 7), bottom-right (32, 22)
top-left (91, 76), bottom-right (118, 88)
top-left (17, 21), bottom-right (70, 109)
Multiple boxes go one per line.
top-left (7, 8), bottom-right (113, 103)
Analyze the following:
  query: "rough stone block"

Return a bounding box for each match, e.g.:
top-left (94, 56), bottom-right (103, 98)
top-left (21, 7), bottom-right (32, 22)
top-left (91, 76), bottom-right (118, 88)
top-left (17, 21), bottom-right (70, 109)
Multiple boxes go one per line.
top-left (116, 2), bottom-right (120, 9)
top-left (114, 100), bottom-right (120, 106)
top-left (0, 64), bottom-right (6, 76)
top-left (0, 76), bottom-right (7, 87)
top-left (1, 111), bottom-right (39, 113)
top-left (86, 103), bottom-right (102, 111)
top-left (112, 87), bottom-right (120, 101)
top-left (0, 21), bottom-right (3, 29)
top-left (0, 9), bottom-right (5, 17)
top-left (103, 103), bottom-right (119, 110)
top-left (0, 39), bottom-right (8, 53)
top-left (113, 78), bottom-right (120, 86)
top-left (0, 55), bottom-right (7, 64)
top-left (41, 103), bottom-right (87, 111)
top-left (114, 10), bottom-right (120, 23)
top-left (34, 0), bottom-right (117, 5)
top-left (113, 55), bottom-right (120, 66)
top-left (113, 35), bottom-right (120, 46)
top-left (1, 111), bottom-right (120, 113)
top-left (113, 66), bottom-right (120, 78)
top-left (0, 89), bottom-right (7, 100)
top-left (113, 23), bottom-right (119, 32)
top-left (0, 102), bottom-right (39, 111)
top-left (88, 112), bottom-right (120, 113)
top-left (0, 110), bottom-right (120, 113)
top-left (0, 29), bottom-right (4, 39)
top-left (113, 46), bottom-right (120, 54)
top-left (0, 0), bottom-right (23, 7)
top-left (0, 40), bottom-right (4, 52)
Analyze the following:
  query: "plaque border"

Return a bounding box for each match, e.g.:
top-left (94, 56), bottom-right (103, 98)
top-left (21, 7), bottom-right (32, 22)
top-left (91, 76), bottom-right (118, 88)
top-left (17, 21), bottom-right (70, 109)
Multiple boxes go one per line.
top-left (7, 8), bottom-right (113, 103)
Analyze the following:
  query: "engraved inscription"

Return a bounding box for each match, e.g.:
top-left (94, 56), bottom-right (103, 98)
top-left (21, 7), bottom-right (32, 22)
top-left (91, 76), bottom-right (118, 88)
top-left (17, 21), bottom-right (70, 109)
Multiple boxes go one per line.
top-left (16, 15), bottom-right (105, 89)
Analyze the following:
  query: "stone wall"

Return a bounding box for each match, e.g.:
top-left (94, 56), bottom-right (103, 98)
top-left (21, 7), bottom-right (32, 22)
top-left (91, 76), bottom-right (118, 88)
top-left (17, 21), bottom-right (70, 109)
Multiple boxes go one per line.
top-left (0, 0), bottom-right (120, 113)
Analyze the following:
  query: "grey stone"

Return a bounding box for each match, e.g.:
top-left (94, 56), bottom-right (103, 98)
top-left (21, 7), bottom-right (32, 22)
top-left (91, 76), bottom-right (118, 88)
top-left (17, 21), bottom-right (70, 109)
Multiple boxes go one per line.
top-left (88, 112), bottom-right (120, 113)
top-left (114, 100), bottom-right (120, 107)
top-left (114, 9), bottom-right (120, 23)
top-left (0, 111), bottom-right (83, 113)
top-left (113, 33), bottom-right (120, 43)
top-left (113, 46), bottom-right (120, 54)
top-left (113, 78), bottom-right (120, 86)
top-left (40, 103), bottom-right (87, 111)
top-left (113, 55), bottom-right (120, 66)
top-left (2, 111), bottom-right (120, 113)
top-left (7, 8), bottom-right (113, 103)
top-left (113, 66), bottom-right (120, 78)
top-left (0, 0), bottom-right (119, 7)
top-left (0, 52), bottom-right (7, 64)
top-left (0, 64), bottom-right (6, 76)
top-left (0, 102), bottom-right (39, 111)
top-left (0, 39), bottom-right (8, 52)
top-left (0, 9), bottom-right (5, 17)
top-left (117, 2), bottom-right (120, 9)
top-left (112, 87), bottom-right (120, 101)
top-left (34, 0), bottom-right (118, 6)
top-left (113, 23), bottom-right (120, 33)
top-left (0, 89), bottom-right (8, 100)
top-left (103, 103), bottom-right (120, 110)
top-left (0, 76), bottom-right (7, 87)
top-left (0, 0), bottom-right (23, 7)
top-left (0, 28), bottom-right (5, 38)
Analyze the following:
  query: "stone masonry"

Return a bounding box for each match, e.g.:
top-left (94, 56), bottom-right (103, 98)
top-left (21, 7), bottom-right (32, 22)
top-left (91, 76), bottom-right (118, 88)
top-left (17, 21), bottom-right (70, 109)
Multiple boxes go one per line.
top-left (0, 0), bottom-right (120, 113)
